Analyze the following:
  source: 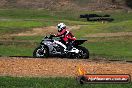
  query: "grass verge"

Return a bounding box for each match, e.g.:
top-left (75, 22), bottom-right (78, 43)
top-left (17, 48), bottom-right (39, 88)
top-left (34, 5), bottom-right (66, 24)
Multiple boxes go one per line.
top-left (0, 76), bottom-right (132, 88)
top-left (84, 36), bottom-right (132, 60)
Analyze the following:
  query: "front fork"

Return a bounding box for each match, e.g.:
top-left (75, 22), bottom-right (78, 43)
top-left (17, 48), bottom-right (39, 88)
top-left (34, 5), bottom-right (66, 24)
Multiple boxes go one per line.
top-left (39, 45), bottom-right (46, 54)
top-left (40, 45), bottom-right (45, 50)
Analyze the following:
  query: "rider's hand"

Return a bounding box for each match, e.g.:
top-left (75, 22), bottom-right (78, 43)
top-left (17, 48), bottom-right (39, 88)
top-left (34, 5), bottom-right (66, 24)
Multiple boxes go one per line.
top-left (52, 34), bottom-right (56, 37)
top-left (50, 33), bottom-right (55, 36)
top-left (51, 34), bottom-right (56, 37)
top-left (50, 33), bottom-right (53, 35)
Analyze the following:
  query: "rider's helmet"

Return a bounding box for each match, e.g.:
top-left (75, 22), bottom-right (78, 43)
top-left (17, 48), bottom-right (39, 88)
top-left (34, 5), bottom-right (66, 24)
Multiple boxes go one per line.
top-left (57, 23), bottom-right (66, 32)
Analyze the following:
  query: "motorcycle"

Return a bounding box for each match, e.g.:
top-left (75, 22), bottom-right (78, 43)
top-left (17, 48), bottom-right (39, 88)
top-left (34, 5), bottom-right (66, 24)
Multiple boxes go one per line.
top-left (33, 35), bottom-right (89, 59)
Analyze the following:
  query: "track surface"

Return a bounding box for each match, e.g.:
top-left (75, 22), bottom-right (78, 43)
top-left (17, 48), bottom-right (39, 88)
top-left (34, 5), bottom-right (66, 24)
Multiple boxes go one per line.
top-left (0, 57), bottom-right (132, 78)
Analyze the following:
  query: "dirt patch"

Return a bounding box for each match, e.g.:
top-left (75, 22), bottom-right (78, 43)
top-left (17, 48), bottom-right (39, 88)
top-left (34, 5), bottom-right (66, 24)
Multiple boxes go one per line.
top-left (11, 26), bottom-right (80, 36)
top-left (0, 57), bottom-right (132, 78)
top-left (85, 32), bottom-right (132, 37)
top-left (11, 26), bottom-right (57, 36)
top-left (69, 25), bottom-right (81, 31)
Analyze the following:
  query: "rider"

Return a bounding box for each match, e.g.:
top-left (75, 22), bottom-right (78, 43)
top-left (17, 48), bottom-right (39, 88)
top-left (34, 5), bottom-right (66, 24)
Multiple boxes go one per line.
top-left (53, 23), bottom-right (76, 51)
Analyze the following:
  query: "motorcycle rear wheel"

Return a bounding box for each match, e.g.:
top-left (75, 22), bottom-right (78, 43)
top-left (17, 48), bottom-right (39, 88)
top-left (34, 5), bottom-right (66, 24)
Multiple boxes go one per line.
top-left (76, 46), bottom-right (89, 59)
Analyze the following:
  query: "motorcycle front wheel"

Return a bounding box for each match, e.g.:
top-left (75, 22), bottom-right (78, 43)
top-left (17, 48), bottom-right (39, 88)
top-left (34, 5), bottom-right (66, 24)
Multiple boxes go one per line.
top-left (33, 46), bottom-right (49, 58)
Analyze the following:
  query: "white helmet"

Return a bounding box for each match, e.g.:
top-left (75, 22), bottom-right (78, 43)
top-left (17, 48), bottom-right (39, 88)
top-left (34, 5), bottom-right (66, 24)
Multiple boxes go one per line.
top-left (57, 23), bottom-right (66, 32)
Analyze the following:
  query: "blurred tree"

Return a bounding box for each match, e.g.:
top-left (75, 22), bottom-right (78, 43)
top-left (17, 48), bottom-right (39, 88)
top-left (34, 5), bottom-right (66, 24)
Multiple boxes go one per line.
top-left (112, 0), bottom-right (116, 3)
top-left (5, 0), bottom-right (17, 3)
top-left (125, 0), bottom-right (132, 8)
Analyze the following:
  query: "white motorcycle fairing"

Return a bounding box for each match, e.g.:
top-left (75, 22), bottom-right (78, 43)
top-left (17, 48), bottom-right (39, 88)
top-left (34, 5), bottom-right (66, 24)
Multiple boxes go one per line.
top-left (54, 40), bottom-right (79, 53)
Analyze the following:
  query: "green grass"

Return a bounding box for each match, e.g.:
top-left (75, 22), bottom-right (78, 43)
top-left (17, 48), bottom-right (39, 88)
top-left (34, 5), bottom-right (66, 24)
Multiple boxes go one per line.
top-left (111, 11), bottom-right (132, 22)
top-left (0, 20), bottom-right (44, 28)
top-left (14, 36), bottom-right (43, 42)
top-left (1, 35), bottom-right (132, 60)
top-left (0, 9), bottom-right (83, 21)
top-left (0, 9), bottom-right (58, 19)
top-left (0, 76), bottom-right (131, 88)
top-left (0, 9), bottom-right (131, 22)
top-left (73, 20), bottom-right (132, 38)
top-left (0, 20), bottom-right (49, 35)
top-left (83, 36), bottom-right (132, 60)
top-left (0, 9), bottom-right (132, 60)
top-left (0, 9), bottom-right (132, 35)
top-left (104, 20), bottom-right (132, 32)
top-left (0, 44), bottom-right (35, 56)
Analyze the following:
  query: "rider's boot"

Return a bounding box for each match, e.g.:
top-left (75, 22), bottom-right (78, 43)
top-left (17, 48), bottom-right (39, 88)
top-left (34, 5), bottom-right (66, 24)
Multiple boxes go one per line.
top-left (64, 42), bottom-right (73, 52)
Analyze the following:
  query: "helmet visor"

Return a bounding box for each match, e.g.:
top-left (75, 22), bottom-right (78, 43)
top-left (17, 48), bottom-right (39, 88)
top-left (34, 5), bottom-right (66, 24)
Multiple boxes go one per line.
top-left (57, 25), bottom-right (60, 29)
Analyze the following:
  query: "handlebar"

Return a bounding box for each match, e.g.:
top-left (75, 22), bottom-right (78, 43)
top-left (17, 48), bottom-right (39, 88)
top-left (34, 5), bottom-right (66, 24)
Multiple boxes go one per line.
top-left (44, 34), bottom-right (55, 40)
top-left (49, 34), bottom-right (55, 39)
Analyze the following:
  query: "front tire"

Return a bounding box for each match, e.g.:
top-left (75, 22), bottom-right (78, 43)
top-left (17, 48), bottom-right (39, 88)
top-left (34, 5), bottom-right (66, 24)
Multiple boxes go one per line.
top-left (76, 46), bottom-right (89, 59)
top-left (33, 45), bottom-right (49, 58)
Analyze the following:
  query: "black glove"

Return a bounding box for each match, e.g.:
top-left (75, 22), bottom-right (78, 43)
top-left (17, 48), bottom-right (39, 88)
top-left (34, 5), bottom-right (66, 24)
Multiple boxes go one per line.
top-left (51, 34), bottom-right (55, 37)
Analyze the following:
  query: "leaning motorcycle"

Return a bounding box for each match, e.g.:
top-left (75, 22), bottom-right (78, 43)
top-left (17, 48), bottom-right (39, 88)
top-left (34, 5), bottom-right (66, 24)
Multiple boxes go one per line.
top-left (33, 35), bottom-right (89, 59)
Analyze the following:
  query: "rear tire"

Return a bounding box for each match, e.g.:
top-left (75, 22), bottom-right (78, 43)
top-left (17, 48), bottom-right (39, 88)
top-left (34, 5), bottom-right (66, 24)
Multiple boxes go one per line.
top-left (33, 46), bottom-right (49, 58)
top-left (76, 46), bottom-right (89, 59)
